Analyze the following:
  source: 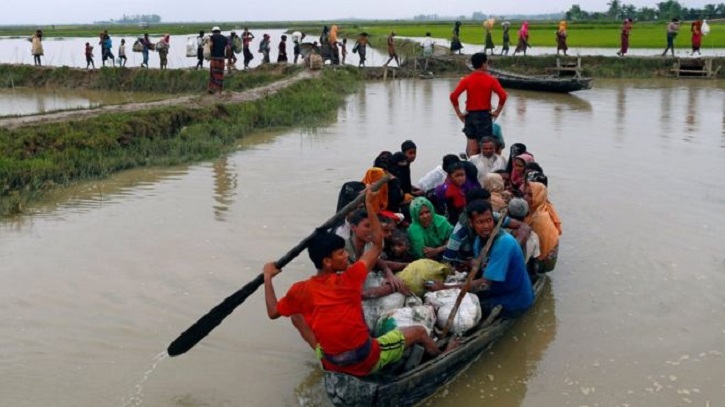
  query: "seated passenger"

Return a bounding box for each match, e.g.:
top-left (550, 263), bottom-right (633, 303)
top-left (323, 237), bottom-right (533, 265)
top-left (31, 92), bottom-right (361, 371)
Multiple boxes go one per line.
top-left (417, 154), bottom-right (461, 192)
top-left (441, 188), bottom-right (530, 270)
top-left (398, 140), bottom-right (425, 197)
top-left (483, 172), bottom-right (508, 212)
top-left (263, 188), bottom-right (447, 377)
top-left (469, 137), bottom-right (507, 184)
top-left (510, 152), bottom-right (535, 193)
top-left (523, 182), bottom-right (562, 272)
top-left (386, 229), bottom-right (415, 266)
top-left (507, 197), bottom-right (542, 267)
top-left (434, 162), bottom-right (475, 224)
top-left (407, 196), bottom-right (454, 260)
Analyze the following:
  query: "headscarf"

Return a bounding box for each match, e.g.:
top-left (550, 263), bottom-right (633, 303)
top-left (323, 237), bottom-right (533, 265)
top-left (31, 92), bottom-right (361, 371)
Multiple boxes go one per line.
top-left (162, 34), bottom-right (170, 44)
top-left (558, 21), bottom-right (567, 34)
top-left (519, 21), bottom-right (529, 38)
top-left (692, 20), bottom-right (702, 34)
top-left (505, 143), bottom-right (528, 173)
top-left (391, 152), bottom-right (412, 194)
top-left (502, 21), bottom-right (510, 33)
top-left (407, 197), bottom-right (453, 259)
top-left (329, 25), bottom-right (338, 44)
top-left (510, 152), bottom-right (535, 190)
top-left (483, 173), bottom-right (507, 212)
top-left (525, 182), bottom-right (562, 260)
top-left (361, 167), bottom-right (388, 212)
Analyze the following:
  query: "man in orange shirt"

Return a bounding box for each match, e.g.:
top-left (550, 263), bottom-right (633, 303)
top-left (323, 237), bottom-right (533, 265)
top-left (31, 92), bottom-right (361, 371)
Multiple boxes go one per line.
top-left (263, 188), bottom-right (448, 377)
top-left (450, 52), bottom-right (507, 157)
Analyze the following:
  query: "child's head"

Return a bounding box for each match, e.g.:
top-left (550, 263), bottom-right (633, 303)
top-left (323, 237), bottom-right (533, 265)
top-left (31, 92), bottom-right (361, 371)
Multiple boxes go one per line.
top-left (349, 208), bottom-right (372, 242)
top-left (441, 154), bottom-right (460, 172)
top-left (389, 229), bottom-right (411, 258)
top-left (308, 231), bottom-right (347, 270)
top-left (401, 140), bottom-right (417, 163)
top-left (85, 42), bottom-right (90, 46)
top-left (446, 162), bottom-right (467, 187)
top-left (121, 39), bottom-right (125, 44)
top-left (281, 35), bottom-right (287, 41)
top-left (343, 38), bottom-right (347, 44)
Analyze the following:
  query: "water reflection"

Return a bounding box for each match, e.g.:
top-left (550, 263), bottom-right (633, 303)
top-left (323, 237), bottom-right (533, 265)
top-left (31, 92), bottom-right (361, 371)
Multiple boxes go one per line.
top-left (212, 156), bottom-right (238, 221)
top-left (0, 87), bottom-right (166, 116)
top-left (685, 86), bottom-right (698, 139)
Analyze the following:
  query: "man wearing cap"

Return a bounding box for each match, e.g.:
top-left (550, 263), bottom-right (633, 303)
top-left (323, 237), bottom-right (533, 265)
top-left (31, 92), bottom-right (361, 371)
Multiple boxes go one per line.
top-left (469, 137), bottom-right (507, 185)
top-left (450, 52), bottom-right (507, 157)
top-left (208, 27), bottom-right (227, 94)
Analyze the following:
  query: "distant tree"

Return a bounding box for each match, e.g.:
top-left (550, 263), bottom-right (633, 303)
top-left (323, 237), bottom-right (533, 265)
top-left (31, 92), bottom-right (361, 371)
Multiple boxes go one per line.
top-left (637, 6), bottom-right (658, 20)
top-left (567, 4), bottom-right (583, 20)
top-left (656, 0), bottom-right (683, 20)
top-left (607, 0), bottom-right (623, 19)
top-left (622, 3), bottom-right (636, 19)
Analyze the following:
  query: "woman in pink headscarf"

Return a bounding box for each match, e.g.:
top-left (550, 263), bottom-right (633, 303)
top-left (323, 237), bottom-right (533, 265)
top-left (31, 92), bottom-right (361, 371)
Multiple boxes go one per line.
top-left (510, 152), bottom-right (535, 192)
top-left (512, 21), bottom-right (530, 56)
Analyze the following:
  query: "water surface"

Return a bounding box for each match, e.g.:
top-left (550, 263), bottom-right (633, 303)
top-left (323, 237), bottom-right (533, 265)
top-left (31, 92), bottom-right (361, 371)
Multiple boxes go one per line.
top-left (1, 77), bottom-right (724, 407)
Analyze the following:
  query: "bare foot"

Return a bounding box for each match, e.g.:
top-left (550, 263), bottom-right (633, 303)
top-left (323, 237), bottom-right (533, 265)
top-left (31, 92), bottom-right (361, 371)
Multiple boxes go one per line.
top-left (443, 336), bottom-right (463, 353)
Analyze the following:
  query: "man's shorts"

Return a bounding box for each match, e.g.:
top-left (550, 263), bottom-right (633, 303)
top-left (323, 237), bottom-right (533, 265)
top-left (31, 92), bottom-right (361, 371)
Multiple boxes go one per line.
top-left (463, 110), bottom-right (493, 141)
top-left (371, 329), bottom-right (406, 373)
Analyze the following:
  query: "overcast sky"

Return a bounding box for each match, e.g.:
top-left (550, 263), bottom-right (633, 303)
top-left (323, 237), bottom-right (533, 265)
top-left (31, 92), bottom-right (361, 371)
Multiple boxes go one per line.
top-left (2, 0), bottom-right (717, 25)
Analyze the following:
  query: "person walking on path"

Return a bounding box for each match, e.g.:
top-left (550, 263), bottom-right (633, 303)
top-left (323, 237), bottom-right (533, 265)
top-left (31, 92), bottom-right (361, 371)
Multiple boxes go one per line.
top-left (100, 30), bottom-right (115, 67)
top-left (384, 31), bottom-right (400, 67)
top-left (340, 38), bottom-right (348, 65)
top-left (259, 34), bottom-right (271, 65)
top-left (140, 33), bottom-right (153, 68)
top-left (208, 27), bottom-right (227, 95)
top-left (450, 21), bottom-right (463, 54)
top-left (449, 53), bottom-right (508, 157)
top-left (30, 29), bottom-right (43, 66)
top-left (242, 28), bottom-right (255, 69)
top-left (617, 18), bottom-right (633, 56)
top-left (118, 38), bottom-right (127, 67)
top-left (84, 42), bottom-right (95, 69)
top-left (691, 20), bottom-right (703, 56)
top-left (500, 21), bottom-right (510, 56)
top-left (661, 18), bottom-right (680, 57)
top-left (556, 21), bottom-right (568, 56)
top-left (354, 32), bottom-right (369, 67)
top-left (226, 31), bottom-right (239, 72)
top-left (277, 35), bottom-right (288, 63)
top-left (512, 21), bottom-right (530, 56)
top-left (195, 30), bottom-right (205, 69)
top-left (157, 34), bottom-right (170, 69)
top-left (483, 19), bottom-right (495, 55)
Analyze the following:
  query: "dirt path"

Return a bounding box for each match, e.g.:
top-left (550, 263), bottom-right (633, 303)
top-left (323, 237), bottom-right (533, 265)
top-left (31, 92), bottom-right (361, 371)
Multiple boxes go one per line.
top-left (0, 69), bottom-right (320, 130)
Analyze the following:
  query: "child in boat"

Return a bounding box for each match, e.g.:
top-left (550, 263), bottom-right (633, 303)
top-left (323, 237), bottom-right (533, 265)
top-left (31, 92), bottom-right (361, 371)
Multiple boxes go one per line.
top-left (435, 162), bottom-right (473, 225)
top-left (263, 188), bottom-right (450, 377)
top-left (386, 229), bottom-right (415, 267)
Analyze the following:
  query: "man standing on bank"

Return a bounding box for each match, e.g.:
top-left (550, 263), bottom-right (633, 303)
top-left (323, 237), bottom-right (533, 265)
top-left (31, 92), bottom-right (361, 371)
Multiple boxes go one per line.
top-left (450, 53), bottom-right (507, 157)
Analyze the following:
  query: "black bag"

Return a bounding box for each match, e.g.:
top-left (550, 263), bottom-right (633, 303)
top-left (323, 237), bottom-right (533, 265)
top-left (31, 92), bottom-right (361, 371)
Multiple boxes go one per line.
top-left (352, 42), bottom-right (359, 54)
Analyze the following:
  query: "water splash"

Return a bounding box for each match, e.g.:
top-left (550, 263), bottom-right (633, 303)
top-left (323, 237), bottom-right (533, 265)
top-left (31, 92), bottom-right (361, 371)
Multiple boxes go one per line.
top-left (119, 351), bottom-right (168, 407)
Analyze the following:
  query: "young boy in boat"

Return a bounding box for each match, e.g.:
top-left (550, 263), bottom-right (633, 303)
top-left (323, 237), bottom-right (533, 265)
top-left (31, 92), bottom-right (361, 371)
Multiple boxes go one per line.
top-left (263, 188), bottom-right (453, 377)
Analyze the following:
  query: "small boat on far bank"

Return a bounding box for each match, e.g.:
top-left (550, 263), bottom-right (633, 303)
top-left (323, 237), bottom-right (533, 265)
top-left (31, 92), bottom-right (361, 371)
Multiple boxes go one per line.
top-left (488, 68), bottom-right (593, 93)
top-left (324, 274), bottom-right (548, 407)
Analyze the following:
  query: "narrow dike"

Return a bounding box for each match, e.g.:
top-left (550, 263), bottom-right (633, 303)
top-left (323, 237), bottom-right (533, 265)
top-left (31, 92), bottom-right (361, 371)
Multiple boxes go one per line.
top-left (0, 66), bottom-right (363, 216)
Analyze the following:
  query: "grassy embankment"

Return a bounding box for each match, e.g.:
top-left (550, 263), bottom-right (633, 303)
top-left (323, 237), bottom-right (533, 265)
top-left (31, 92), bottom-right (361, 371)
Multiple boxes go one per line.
top-left (0, 66), bottom-right (363, 216)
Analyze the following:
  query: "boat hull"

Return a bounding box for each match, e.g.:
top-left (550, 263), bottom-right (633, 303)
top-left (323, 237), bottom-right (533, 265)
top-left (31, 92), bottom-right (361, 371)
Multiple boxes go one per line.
top-left (489, 68), bottom-right (592, 93)
top-left (324, 275), bottom-right (548, 407)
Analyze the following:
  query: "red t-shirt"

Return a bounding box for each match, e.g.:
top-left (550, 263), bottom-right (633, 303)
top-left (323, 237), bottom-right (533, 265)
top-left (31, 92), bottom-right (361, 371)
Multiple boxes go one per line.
top-left (277, 261), bottom-right (380, 376)
top-left (450, 71), bottom-right (507, 112)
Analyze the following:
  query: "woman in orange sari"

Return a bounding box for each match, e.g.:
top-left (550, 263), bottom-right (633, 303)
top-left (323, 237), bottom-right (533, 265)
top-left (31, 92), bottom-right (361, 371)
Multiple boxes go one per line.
top-left (524, 182), bottom-right (562, 272)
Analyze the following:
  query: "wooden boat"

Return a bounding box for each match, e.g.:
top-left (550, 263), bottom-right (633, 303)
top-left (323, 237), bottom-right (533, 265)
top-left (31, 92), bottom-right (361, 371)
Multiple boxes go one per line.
top-left (488, 68), bottom-right (592, 93)
top-left (323, 274), bottom-right (548, 407)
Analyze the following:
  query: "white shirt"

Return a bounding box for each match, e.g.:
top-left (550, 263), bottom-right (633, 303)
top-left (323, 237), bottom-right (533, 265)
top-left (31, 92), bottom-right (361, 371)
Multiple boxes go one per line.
top-left (469, 154), bottom-right (507, 185)
top-left (417, 165), bottom-right (447, 192)
top-left (422, 38), bottom-right (434, 55)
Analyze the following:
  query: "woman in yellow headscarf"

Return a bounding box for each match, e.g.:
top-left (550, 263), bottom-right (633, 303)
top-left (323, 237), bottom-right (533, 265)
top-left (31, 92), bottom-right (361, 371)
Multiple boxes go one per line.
top-left (524, 182), bottom-right (562, 272)
top-left (556, 21), bottom-right (568, 56)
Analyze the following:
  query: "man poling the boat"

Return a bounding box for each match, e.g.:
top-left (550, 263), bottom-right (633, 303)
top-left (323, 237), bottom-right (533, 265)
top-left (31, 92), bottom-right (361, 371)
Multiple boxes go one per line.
top-left (262, 187), bottom-right (460, 377)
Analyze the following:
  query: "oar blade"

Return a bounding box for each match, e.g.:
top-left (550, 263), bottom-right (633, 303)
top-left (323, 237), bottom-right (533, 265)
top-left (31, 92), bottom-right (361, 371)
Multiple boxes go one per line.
top-left (167, 274), bottom-right (264, 357)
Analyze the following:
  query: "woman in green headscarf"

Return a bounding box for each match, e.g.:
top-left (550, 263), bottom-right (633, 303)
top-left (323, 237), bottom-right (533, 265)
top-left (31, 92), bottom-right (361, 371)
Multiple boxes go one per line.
top-left (407, 197), bottom-right (454, 260)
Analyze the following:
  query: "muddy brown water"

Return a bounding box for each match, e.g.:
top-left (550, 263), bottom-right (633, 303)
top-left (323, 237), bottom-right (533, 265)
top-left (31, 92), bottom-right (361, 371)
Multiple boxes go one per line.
top-left (0, 87), bottom-right (167, 117)
top-left (1, 78), bottom-right (724, 407)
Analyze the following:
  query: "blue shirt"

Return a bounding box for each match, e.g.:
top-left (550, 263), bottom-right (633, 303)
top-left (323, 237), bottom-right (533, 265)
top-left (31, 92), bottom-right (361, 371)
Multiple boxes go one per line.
top-left (442, 212), bottom-right (510, 265)
top-left (474, 231), bottom-right (533, 313)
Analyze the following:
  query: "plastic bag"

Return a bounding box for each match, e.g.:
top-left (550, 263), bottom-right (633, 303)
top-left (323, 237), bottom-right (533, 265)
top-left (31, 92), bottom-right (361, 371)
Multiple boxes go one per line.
top-left (424, 288), bottom-right (482, 334)
top-left (186, 36), bottom-right (197, 57)
top-left (702, 20), bottom-right (710, 36)
top-left (203, 39), bottom-right (211, 61)
top-left (132, 38), bottom-right (144, 53)
top-left (397, 259), bottom-right (452, 297)
top-left (375, 305), bottom-right (437, 336)
top-left (232, 36), bottom-right (243, 54)
top-left (362, 272), bottom-right (406, 332)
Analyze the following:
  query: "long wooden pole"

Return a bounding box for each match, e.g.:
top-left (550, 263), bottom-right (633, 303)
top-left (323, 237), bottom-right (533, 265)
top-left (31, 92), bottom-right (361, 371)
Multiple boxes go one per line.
top-left (167, 175), bottom-right (391, 357)
top-left (441, 209), bottom-right (508, 338)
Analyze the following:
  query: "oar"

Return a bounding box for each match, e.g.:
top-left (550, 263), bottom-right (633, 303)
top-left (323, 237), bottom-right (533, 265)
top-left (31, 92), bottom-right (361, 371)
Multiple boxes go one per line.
top-left (167, 174), bottom-right (392, 357)
top-left (441, 208), bottom-right (508, 338)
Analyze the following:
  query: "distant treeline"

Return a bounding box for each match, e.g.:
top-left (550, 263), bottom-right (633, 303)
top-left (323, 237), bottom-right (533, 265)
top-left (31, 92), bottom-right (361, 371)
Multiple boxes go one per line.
top-left (94, 14), bottom-right (162, 25)
top-left (567, 0), bottom-right (725, 21)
